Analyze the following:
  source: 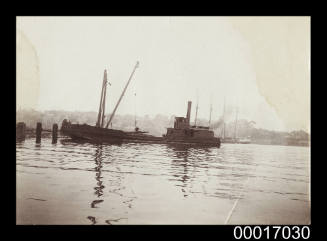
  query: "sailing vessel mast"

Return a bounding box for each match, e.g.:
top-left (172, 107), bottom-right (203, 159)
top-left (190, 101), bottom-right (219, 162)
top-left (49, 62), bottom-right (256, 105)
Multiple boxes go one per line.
top-left (96, 69), bottom-right (107, 127)
top-left (134, 92), bottom-right (138, 130)
top-left (234, 107), bottom-right (238, 141)
top-left (105, 61), bottom-right (139, 128)
top-left (208, 95), bottom-right (213, 128)
top-left (194, 92), bottom-right (199, 126)
top-left (222, 97), bottom-right (226, 139)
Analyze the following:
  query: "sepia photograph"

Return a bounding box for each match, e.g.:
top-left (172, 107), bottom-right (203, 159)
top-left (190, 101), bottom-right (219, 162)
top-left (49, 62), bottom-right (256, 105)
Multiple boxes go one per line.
top-left (16, 16), bottom-right (310, 225)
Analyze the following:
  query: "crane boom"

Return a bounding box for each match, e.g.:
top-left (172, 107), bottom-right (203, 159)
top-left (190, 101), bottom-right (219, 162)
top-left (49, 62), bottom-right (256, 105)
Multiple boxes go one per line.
top-left (105, 61), bottom-right (139, 128)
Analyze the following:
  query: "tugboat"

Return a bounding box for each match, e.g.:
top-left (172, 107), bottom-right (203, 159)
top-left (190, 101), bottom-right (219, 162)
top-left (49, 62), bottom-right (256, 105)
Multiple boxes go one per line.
top-left (61, 62), bottom-right (220, 147)
top-left (164, 101), bottom-right (220, 147)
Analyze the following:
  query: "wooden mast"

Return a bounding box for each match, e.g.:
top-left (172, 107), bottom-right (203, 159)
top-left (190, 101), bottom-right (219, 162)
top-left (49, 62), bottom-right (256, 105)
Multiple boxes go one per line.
top-left (100, 70), bottom-right (107, 128)
top-left (96, 69), bottom-right (107, 127)
top-left (208, 95), bottom-right (213, 128)
top-left (194, 91), bottom-right (199, 126)
top-left (234, 107), bottom-right (238, 141)
top-left (105, 61), bottom-right (139, 128)
top-left (134, 92), bottom-right (137, 129)
top-left (222, 97), bottom-right (226, 139)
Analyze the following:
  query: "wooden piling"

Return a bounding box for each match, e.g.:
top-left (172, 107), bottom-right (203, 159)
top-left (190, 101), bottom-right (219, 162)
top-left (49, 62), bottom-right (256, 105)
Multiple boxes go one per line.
top-left (16, 122), bottom-right (26, 141)
top-left (36, 122), bottom-right (42, 143)
top-left (52, 123), bottom-right (58, 144)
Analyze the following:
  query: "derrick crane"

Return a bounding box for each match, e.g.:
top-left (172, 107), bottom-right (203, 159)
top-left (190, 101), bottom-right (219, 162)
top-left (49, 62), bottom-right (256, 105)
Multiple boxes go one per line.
top-left (105, 61), bottom-right (139, 128)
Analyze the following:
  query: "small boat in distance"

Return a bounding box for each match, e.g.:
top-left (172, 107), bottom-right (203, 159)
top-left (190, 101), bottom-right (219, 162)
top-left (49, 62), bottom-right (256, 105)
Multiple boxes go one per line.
top-left (238, 138), bottom-right (251, 144)
top-left (61, 62), bottom-right (220, 147)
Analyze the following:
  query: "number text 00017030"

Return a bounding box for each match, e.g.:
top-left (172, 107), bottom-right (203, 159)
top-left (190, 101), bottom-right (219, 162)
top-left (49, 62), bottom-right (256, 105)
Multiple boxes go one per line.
top-left (233, 226), bottom-right (311, 240)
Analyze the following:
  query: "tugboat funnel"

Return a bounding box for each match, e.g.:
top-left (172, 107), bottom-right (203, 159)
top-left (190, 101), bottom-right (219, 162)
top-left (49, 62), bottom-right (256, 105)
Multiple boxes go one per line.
top-left (186, 101), bottom-right (192, 125)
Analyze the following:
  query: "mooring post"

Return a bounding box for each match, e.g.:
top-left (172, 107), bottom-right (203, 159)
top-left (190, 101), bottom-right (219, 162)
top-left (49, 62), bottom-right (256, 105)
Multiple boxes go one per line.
top-left (16, 122), bottom-right (26, 141)
top-left (52, 123), bottom-right (58, 144)
top-left (36, 122), bottom-right (42, 143)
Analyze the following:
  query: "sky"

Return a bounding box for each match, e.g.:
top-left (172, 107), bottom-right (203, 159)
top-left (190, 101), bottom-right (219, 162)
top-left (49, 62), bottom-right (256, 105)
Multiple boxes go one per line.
top-left (16, 16), bottom-right (310, 132)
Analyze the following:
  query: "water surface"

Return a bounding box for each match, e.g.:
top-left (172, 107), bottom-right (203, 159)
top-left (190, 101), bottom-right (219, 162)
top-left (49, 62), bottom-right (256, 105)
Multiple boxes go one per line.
top-left (16, 138), bottom-right (310, 224)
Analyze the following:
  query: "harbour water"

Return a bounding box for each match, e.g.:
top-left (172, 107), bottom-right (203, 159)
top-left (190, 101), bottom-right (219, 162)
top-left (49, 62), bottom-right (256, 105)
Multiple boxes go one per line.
top-left (16, 137), bottom-right (310, 224)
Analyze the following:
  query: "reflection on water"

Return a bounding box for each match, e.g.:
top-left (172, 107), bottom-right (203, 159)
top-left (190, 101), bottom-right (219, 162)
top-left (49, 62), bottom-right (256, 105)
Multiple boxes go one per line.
top-left (93, 145), bottom-right (104, 201)
top-left (165, 144), bottom-right (256, 200)
top-left (16, 138), bottom-right (310, 224)
top-left (88, 145), bottom-right (104, 224)
top-left (169, 145), bottom-right (191, 197)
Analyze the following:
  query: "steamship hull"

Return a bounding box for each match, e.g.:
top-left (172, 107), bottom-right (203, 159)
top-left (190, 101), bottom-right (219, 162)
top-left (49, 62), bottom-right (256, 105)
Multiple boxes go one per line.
top-left (61, 123), bottom-right (220, 147)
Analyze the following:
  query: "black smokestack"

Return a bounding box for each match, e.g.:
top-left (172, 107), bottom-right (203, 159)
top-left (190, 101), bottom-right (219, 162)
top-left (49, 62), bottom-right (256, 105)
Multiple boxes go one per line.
top-left (186, 101), bottom-right (192, 125)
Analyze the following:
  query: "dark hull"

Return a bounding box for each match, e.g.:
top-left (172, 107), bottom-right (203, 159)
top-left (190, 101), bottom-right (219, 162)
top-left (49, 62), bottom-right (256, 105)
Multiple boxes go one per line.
top-left (61, 124), bottom-right (220, 147)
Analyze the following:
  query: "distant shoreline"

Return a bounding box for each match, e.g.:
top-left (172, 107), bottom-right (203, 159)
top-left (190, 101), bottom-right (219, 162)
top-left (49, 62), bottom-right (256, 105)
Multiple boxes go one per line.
top-left (16, 135), bottom-right (309, 148)
top-left (16, 109), bottom-right (310, 147)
